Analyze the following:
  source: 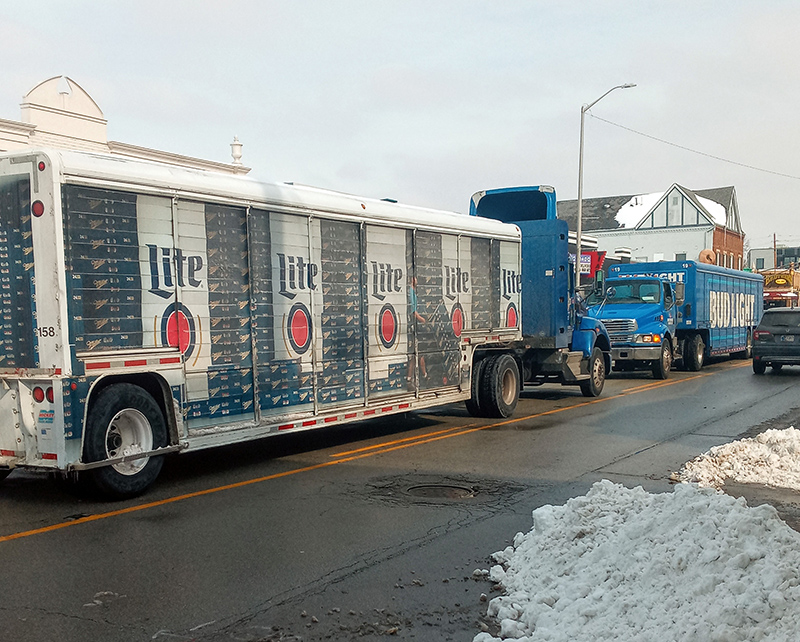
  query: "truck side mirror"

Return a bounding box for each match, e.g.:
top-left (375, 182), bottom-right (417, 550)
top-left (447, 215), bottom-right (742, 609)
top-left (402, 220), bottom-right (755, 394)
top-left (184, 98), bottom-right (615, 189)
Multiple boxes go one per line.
top-left (594, 270), bottom-right (604, 297)
top-left (674, 283), bottom-right (685, 307)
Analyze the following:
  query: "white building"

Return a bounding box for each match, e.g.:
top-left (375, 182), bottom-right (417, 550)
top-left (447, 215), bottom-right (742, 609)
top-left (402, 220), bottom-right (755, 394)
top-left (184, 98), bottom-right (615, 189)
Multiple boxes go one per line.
top-left (558, 184), bottom-right (746, 269)
top-left (0, 76), bottom-right (248, 174)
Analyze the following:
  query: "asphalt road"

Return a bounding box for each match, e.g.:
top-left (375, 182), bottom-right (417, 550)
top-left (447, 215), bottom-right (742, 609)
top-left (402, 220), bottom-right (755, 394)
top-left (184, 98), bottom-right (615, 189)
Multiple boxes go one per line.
top-left (2, 358), bottom-right (800, 642)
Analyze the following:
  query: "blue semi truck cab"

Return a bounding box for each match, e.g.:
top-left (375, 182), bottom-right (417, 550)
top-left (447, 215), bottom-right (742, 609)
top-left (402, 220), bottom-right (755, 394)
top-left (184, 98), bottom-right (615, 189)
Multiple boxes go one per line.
top-left (469, 185), bottom-right (611, 399)
top-left (588, 260), bottom-right (763, 378)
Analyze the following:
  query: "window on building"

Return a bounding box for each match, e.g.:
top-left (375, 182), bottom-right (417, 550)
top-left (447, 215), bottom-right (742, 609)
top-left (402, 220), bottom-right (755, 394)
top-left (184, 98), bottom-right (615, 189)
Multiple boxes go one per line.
top-left (675, 253), bottom-right (686, 261)
top-left (667, 199), bottom-right (681, 226)
top-left (651, 200), bottom-right (666, 227)
top-left (716, 250), bottom-right (721, 265)
top-left (756, 258), bottom-right (765, 269)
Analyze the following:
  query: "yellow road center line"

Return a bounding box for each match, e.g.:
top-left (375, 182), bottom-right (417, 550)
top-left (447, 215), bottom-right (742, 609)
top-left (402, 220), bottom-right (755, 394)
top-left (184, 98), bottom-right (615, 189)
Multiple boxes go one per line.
top-left (330, 424), bottom-right (474, 459)
top-left (0, 366), bottom-right (728, 543)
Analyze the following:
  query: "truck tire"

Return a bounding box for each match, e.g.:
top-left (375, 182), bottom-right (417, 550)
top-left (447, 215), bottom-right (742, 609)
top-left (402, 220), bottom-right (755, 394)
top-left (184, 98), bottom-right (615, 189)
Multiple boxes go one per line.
top-left (753, 360), bottom-right (766, 375)
top-left (465, 357), bottom-right (487, 417)
top-left (735, 331), bottom-right (753, 359)
top-left (652, 341), bottom-right (672, 379)
top-left (84, 383), bottom-right (167, 499)
top-left (685, 334), bottom-right (705, 372)
top-left (0, 469), bottom-right (10, 483)
top-left (580, 347), bottom-right (606, 397)
top-left (478, 354), bottom-right (520, 418)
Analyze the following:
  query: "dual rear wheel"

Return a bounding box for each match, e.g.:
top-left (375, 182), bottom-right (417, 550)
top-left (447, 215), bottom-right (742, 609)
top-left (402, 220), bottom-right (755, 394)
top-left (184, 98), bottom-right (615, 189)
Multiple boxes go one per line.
top-left (465, 354), bottom-right (520, 419)
top-left (684, 334), bottom-right (705, 372)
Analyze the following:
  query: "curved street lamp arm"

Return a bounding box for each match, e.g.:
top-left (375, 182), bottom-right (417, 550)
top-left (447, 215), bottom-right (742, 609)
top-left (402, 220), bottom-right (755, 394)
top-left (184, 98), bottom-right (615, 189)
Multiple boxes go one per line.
top-left (576, 83), bottom-right (636, 290)
top-left (583, 83), bottom-right (637, 114)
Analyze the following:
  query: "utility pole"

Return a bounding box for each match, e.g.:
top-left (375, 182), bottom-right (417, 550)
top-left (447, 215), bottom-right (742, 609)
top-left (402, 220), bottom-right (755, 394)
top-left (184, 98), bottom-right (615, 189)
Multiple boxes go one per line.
top-left (774, 233), bottom-right (777, 269)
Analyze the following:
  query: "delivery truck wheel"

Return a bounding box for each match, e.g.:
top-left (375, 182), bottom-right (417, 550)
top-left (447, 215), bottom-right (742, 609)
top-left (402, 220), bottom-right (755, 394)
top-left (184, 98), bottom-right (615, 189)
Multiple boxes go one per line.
top-left (465, 357), bottom-right (487, 417)
top-left (735, 331), bottom-right (753, 359)
top-left (580, 347), bottom-right (606, 397)
top-left (685, 334), bottom-right (705, 371)
top-left (84, 383), bottom-right (167, 499)
top-left (479, 354), bottom-right (520, 418)
top-left (652, 342), bottom-right (672, 379)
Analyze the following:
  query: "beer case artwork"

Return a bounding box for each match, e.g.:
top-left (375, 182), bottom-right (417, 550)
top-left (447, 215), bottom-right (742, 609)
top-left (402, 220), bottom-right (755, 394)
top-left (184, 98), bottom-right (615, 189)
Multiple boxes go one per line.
top-left (58, 184), bottom-right (514, 432)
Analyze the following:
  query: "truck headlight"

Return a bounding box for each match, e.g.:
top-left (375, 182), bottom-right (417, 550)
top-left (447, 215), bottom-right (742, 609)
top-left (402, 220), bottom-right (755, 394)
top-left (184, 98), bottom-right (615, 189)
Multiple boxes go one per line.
top-left (635, 334), bottom-right (662, 343)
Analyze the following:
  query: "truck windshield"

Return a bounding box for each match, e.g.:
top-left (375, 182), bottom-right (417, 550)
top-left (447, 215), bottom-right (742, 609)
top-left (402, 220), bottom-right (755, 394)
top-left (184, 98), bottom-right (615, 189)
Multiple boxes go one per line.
top-left (603, 280), bottom-right (662, 305)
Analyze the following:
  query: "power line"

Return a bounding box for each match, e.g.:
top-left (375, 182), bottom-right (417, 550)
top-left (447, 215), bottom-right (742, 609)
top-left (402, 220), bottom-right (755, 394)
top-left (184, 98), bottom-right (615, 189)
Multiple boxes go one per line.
top-left (590, 114), bottom-right (800, 181)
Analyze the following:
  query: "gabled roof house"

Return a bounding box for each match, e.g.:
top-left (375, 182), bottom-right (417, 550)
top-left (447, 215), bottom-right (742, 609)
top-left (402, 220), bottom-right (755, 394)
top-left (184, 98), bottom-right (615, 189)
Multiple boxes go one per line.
top-left (558, 184), bottom-right (745, 270)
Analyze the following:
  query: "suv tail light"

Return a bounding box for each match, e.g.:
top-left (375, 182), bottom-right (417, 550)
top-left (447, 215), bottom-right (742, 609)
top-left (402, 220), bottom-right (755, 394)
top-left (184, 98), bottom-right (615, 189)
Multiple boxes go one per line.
top-left (754, 330), bottom-right (772, 341)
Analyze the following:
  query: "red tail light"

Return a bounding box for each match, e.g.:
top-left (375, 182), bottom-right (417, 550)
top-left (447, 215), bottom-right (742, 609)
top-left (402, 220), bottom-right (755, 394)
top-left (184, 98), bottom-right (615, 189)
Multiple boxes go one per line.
top-left (31, 386), bottom-right (54, 403)
top-left (753, 330), bottom-right (772, 341)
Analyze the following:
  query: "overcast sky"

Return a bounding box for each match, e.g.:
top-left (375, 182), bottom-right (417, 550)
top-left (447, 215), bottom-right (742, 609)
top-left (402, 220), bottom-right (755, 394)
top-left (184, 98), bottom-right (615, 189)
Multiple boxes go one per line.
top-left (2, 1), bottom-right (798, 250)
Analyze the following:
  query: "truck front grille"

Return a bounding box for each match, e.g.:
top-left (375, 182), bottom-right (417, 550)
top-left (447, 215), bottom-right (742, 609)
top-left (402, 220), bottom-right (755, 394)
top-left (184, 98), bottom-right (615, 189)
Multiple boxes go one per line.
top-left (602, 319), bottom-right (636, 342)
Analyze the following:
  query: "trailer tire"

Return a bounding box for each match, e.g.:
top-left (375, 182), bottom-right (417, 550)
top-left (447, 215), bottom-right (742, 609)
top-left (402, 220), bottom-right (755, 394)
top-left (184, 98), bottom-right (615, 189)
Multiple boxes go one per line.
top-left (580, 347), bottom-right (606, 397)
top-left (84, 383), bottom-right (167, 499)
top-left (465, 357), bottom-right (487, 417)
top-left (652, 341), bottom-right (672, 379)
top-left (685, 334), bottom-right (705, 371)
top-left (478, 354), bottom-right (520, 418)
top-left (753, 360), bottom-right (766, 375)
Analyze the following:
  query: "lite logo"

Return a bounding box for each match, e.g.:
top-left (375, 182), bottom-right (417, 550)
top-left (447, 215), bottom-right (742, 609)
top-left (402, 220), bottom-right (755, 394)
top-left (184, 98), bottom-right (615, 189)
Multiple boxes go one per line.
top-left (444, 265), bottom-right (469, 301)
top-left (370, 261), bottom-right (403, 301)
top-left (502, 268), bottom-right (522, 300)
top-left (147, 245), bottom-right (203, 299)
top-left (277, 254), bottom-right (318, 300)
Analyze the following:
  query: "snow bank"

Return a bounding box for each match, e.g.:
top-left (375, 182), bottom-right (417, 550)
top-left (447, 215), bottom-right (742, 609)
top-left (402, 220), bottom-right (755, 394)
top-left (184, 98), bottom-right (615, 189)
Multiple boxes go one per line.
top-left (676, 427), bottom-right (800, 490)
top-left (476, 480), bottom-right (800, 642)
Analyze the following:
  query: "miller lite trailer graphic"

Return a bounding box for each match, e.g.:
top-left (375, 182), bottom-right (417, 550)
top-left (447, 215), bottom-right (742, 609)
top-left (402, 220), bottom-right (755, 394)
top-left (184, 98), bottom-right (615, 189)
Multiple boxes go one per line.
top-left (0, 149), bottom-right (522, 497)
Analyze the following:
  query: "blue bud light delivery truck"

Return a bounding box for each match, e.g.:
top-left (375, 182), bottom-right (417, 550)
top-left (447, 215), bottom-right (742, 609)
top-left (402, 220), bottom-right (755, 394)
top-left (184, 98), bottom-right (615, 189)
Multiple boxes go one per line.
top-left (588, 260), bottom-right (763, 378)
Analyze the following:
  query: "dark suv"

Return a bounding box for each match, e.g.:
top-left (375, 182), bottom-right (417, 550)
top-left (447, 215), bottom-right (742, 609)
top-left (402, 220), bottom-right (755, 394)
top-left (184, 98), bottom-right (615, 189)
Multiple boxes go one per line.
top-left (753, 308), bottom-right (800, 374)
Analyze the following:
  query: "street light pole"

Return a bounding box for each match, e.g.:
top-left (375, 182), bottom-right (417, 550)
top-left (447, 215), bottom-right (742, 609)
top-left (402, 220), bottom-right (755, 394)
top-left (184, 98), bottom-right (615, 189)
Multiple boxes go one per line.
top-left (576, 83), bottom-right (636, 289)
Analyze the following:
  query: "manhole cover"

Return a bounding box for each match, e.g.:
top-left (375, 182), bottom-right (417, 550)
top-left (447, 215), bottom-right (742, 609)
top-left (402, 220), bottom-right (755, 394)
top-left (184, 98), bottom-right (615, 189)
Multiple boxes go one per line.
top-left (407, 484), bottom-right (476, 499)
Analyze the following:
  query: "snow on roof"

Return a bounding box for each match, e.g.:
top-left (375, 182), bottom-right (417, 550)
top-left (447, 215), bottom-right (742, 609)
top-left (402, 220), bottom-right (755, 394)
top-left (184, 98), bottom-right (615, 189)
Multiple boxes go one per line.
top-left (614, 188), bottom-right (728, 229)
top-left (614, 191), bottom-right (663, 228)
top-left (696, 194), bottom-right (727, 226)
top-left (476, 427), bottom-right (800, 642)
